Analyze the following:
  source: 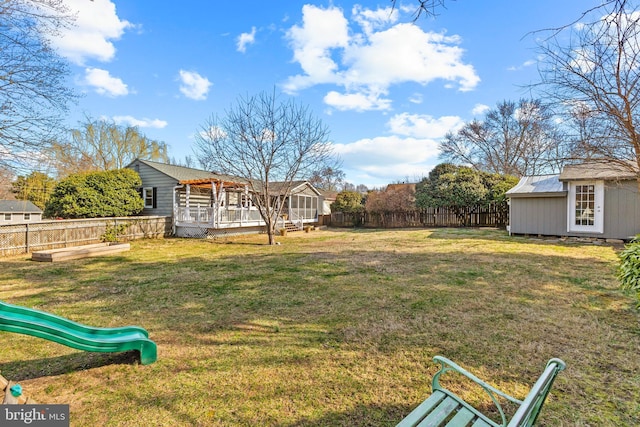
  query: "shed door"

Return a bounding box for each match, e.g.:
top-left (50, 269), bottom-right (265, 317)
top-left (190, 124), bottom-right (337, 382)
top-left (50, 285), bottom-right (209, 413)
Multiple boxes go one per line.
top-left (567, 181), bottom-right (604, 234)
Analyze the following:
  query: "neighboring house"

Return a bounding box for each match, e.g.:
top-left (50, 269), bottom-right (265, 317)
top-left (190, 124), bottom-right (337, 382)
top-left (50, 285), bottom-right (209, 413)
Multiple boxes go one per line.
top-left (385, 183), bottom-right (416, 192)
top-left (0, 200), bottom-right (43, 224)
top-left (317, 189), bottom-right (338, 215)
top-left (126, 159), bottom-right (322, 237)
top-left (506, 162), bottom-right (640, 240)
top-left (385, 183), bottom-right (416, 203)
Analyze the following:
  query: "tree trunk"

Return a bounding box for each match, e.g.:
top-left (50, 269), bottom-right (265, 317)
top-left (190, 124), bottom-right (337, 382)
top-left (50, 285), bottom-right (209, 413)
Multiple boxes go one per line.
top-left (267, 224), bottom-right (276, 245)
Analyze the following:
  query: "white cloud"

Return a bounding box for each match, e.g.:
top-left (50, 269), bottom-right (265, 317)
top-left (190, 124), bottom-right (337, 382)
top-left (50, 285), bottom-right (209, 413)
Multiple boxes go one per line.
top-left (471, 103), bottom-right (490, 116)
top-left (283, 5), bottom-right (479, 111)
top-left (331, 112), bottom-right (465, 184)
top-left (333, 135), bottom-right (440, 184)
top-left (387, 113), bottom-right (463, 138)
top-left (83, 67), bottom-right (128, 97)
top-left (50, 0), bottom-right (133, 65)
top-left (284, 4), bottom-right (350, 90)
top-left (237, 27), bottom-right (257, 53)
top-left (352, 5), bottom-right (398, 35)
top-left (334, 135), bottom-right (438, 164)
top-left (507, 59), bottom-right (536, 71)
top-left (324, 90), bottom-right (391, 111)
top-left (112, 116), bottom-right (168, 129)
top-left (198, 125), bottom-right (227, 141)
top-left (409, 93), bottom-right (423, 104)
top-left (178, 70), bottom-right (212, 100)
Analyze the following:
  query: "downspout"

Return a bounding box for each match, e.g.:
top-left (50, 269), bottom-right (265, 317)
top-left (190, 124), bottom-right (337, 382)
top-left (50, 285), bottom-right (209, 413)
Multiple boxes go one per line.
top-left (172, 185), bottom-right (184, 236)
top-left (506, 197), bottom-right (511, 235)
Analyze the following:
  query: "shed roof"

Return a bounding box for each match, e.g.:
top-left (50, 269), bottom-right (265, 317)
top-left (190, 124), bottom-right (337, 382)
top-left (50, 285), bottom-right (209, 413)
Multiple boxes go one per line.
top-left (0, 200), bottom-right (43, 213)
top-left (506, 174), bottom-right (565, 198)
top-left (559, 161), bottom-right (638, 181)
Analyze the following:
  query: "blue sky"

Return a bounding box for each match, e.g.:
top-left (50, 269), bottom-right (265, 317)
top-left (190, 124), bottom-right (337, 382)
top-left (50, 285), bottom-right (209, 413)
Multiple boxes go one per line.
top-left (50, 0), bottom-right (596, 188)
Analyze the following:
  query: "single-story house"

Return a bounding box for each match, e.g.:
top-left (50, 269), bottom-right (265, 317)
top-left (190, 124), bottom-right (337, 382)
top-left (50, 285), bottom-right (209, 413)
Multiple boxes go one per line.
top-left (127, 159), bottom-right (322, 238)
top-left (0, 200), bottom-right (43, 224)
top-left (506, 161), bottom-right (640, 241)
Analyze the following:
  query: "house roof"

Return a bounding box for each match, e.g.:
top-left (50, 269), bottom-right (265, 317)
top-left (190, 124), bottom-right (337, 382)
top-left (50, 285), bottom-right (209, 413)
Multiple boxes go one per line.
top-left (129, 159), bottom-right (320, 196)
top-left (0, 200), bottom-right (42, 213)
top-left (386, 183), bottom-right (416, 192)
top-left (506, 174), bottom-right (565, 198)
top-left (559, 161), bottom-right (638, 181)
top-left (258, 180), bottom-right (321, 196)
top-left (317, 189), bottom-right (338, 200)
top-left (129, 159), bottom-right (248, 186)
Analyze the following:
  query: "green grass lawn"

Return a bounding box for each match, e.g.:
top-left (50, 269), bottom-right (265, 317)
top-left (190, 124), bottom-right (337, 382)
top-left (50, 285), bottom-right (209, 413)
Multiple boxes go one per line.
top-left (0, 228), bottom-right (638, 426)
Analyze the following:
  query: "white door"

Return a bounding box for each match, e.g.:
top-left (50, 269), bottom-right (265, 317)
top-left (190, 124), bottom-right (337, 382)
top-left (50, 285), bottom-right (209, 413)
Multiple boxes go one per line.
top-left (568, 181), bottom-right (604, 234)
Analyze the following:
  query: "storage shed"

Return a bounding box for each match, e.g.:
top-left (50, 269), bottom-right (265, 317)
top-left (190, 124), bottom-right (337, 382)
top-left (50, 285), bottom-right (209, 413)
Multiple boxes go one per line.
top-left (507, 162), bottom-right (640, 241)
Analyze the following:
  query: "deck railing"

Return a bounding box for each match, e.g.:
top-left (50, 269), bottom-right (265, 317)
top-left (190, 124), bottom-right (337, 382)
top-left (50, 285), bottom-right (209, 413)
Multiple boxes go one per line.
top-left (175, 206), bottom-right (317, 229)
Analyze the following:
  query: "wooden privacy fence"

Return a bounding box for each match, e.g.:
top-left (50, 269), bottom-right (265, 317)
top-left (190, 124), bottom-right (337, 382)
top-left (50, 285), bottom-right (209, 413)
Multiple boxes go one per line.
top-left (0, 216), bottom-right (172, 257)
top-left (330, 203), bottom-right (508, 229)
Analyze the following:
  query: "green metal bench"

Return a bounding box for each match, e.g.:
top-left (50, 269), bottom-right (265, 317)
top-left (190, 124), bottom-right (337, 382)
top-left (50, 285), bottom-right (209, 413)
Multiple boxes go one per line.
top-left (397, 356), bottom-right (565, 427)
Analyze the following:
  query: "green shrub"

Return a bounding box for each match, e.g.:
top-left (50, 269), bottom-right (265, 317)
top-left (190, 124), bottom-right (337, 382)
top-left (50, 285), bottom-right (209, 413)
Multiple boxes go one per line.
top-left (617, 239), bottom-right (640, 307)
top-left (45, 169), bottom-right (143, 219)
top-left (101, 223), bottom-right (129, 242)
top-left (331, 190), bottom-right (364, 213)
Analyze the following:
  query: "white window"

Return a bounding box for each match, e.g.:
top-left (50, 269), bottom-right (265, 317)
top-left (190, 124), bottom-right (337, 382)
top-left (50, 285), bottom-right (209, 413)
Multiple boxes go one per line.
top-left (24, 213), bottom-right (30, 221)
top-left (3, 213), bottom-right (10, 221)
top-left (143, 187), bottom-right (156, 209)
top-left (568, 181), bottom-right (604, 233)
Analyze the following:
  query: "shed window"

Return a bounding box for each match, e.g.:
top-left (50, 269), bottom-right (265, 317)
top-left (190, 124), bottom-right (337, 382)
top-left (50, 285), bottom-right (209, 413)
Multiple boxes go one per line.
top-left (24, 213), bottom-right (30, 221)
top-left (3, 213), bottom-right (10, 221)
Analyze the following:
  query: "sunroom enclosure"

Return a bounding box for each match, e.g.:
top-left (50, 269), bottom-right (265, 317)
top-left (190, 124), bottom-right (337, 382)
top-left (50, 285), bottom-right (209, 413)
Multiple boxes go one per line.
top-left (173, 178), bottom-right (319, 235)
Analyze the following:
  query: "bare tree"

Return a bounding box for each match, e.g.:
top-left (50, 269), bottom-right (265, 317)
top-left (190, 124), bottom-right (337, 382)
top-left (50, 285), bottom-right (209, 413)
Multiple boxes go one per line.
top-left (194, 90), bottom-right (335, 245)
top-left (0, 166), bottom-right (16, 199)
top-left (0, 0), bottom-right (77, 174)
top-left (390, 0), bottom-right (449, 19)
top-left (49, 116), bottom-right (169, 176)
top-left (308, 166), bottom-right (345, 191)
top-left (537, 0), bottom-right (640, 177)
top-left (440, 99), bottom-right (564, 176)
top-left (365, 184), bottom-right (416, 213)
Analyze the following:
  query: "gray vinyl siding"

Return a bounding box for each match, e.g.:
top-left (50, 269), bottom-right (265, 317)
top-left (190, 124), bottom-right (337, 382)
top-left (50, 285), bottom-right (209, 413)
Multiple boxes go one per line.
top-left (563, 180), bottom-right (640, 240)
top-left (0, 212), bottom-right (43, 224)
top-left (601, 180), bottom-right (640, 240)
top-left (127, 160), bottom-right (178, 217)
top-left (509, 196), bottom-right (566, 236)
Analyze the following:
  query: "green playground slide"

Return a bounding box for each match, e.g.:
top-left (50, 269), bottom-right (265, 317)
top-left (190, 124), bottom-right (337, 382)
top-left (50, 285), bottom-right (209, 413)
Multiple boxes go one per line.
top-left (0, 300), bottom-right (157, 365)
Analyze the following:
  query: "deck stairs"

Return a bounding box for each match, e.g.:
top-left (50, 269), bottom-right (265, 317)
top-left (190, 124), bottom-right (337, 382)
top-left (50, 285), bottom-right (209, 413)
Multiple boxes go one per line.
top-left (283, 221), bottom-right (303, 232)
